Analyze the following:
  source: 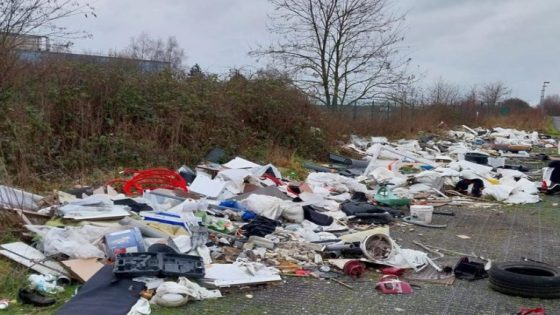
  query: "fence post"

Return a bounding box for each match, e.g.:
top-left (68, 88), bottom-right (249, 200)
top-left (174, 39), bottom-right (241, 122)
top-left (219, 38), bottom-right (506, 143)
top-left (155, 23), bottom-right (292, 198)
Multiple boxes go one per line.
top-left (386, 102), bottom-right (390, 120)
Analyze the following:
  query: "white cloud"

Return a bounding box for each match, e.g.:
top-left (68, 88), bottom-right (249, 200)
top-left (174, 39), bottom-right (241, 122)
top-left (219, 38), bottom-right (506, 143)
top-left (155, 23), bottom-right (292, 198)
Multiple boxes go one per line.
top-left (58, 0), bottom-right (559, 103)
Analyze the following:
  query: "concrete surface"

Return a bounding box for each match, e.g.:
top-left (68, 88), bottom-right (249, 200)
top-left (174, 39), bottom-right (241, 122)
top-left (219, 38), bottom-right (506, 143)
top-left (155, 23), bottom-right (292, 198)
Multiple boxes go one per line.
top-left (552, 116), bottom-right (560, 131)
top-left (154, 195), bottom-right (560, 315)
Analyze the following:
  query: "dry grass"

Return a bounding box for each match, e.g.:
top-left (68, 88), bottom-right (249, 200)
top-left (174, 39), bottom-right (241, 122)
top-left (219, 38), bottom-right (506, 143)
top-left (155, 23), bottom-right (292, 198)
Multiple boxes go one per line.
top-left (0, 58), bottom-right (547, 190)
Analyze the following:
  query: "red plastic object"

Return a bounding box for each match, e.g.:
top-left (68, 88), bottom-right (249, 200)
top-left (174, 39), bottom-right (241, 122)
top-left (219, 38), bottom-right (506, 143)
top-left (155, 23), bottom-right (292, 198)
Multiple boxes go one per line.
top-left (381, 267), bottom-right (406, 276)
top-left (375, 275), bottom-right (413, 294)
top-left (109, 168), bottom-right (188, 196)
top-left (517, 307), bottom-right (546, 315)
top-left (294, 269), bottom-right (311, 277)
top-left (262, 174), bottom-right (284, 186)
top-left (343, 260), bottom-right (365, 278)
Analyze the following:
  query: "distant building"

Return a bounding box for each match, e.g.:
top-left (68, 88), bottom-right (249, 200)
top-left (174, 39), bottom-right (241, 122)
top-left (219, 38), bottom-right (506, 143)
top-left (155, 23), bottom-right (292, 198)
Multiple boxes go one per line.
top-left (2, 33), bottom-right (170, 73)
top-left (3, 33), bottom-right (49, 51)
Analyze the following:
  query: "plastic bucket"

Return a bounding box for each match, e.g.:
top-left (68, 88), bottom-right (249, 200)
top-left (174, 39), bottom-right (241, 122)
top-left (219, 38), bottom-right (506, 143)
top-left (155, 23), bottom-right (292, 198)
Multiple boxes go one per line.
top-left (410, 205), bottom-right (434, 224)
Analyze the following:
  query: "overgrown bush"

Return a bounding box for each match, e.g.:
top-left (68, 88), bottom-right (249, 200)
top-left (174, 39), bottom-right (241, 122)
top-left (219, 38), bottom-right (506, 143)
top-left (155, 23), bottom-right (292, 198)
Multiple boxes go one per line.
top-left (0, 58), bottom-right (546, 189)
top-left (0, 59), bottom-right (329, 187)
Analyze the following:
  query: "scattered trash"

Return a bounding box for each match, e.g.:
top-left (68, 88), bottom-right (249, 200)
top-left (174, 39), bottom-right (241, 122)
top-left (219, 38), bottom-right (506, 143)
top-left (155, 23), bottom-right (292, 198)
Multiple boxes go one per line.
top-left (114, 253), bottom-right (205, 278)
top-left (375, 275), bottom-right (413, 294)
top-left (105, 228), bottom-right (146, 259)
top-left (0, 125), bottom-right (555, 312)
top-left (360, 234), bottom-right (441, 271)
top-left (454, 257), bottom-right (488, 281)
top-left (340, 260), bottom-right (366, 278)
top-left (402, 216), bottom-right (447, 228)
top-left (0, 242), bottom-right (70, 278)
top-left (28, 274), bottom-right (65, 294)
top-left (18, 288), bottom-right (55, 307)
top-left (514, 307), bottom-right (547, 315)
top-left (410, 205), bottom-right (433, 223)
top-left (126, 296), bottom-right (151, 315)
top-left (203, 262), bottom-right (281, 287)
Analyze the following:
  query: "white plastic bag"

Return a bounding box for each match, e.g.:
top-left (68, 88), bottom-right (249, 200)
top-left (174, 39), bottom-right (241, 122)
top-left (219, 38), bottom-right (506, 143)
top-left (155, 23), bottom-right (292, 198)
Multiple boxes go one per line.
top-left (27, 225), bottom-right (110, 259)
top-left (240, 194), bottom-right (304, 223)
top-left (127, 297), bottom-right (151, 315)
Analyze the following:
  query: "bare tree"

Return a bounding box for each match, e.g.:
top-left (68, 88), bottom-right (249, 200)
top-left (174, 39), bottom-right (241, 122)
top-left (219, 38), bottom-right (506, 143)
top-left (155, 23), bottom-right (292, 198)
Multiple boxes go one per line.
top-left (426, 79), bottom-right (461, 105)
top-left (0, 0), bottom-right (94, 49)
top-left (252, 0), bottom-right (412, 109)
top-left (463, 85), bottom-right (478, 105)
top-left (121, 32), bottom-right (186, 71)
top-left (0, 0), bottom-right (94, 88)
top-left (543, 94), bottom-right (560, 115)
top-left (479, 81), bottom-right (511, 106)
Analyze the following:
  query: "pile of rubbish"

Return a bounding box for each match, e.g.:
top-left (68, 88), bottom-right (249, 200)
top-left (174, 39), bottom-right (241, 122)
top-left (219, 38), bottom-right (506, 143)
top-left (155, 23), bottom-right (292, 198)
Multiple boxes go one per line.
top-left (341, 125), bottom-right (555, 205)
top-left (0, 126), bottom-right (558, 314)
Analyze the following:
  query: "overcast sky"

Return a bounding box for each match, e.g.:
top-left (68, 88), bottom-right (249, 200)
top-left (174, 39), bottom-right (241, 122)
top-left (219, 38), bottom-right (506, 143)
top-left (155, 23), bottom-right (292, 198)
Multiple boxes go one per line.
top-left (60, 0), bottom-right (560, 104)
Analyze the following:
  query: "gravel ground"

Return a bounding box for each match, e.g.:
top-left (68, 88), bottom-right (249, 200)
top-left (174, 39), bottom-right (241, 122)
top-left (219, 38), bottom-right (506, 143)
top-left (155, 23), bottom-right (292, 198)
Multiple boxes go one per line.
top-left (154, 194), bottom-right (560, 315)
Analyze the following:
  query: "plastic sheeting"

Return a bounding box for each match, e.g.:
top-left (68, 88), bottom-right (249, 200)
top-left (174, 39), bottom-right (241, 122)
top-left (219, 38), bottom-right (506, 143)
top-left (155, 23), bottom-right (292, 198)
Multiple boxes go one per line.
top-left (26, 224), bottom-right (116, 259)
top-left (306, 172), bottom-right (367, 194)
top-left (360, 234), bottom-right (440, 272)
top-left (240, 194), bottom-right (304, 223)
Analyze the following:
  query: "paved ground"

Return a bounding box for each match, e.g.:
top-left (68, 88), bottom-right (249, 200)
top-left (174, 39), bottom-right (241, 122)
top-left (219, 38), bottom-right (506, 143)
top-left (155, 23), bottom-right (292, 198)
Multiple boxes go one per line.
top-left (552, 116), bottom-right (560, 131)
top-left (6, 152), bottom-right (555, 315)
top-left (167, 199), bottom-right (560, 315)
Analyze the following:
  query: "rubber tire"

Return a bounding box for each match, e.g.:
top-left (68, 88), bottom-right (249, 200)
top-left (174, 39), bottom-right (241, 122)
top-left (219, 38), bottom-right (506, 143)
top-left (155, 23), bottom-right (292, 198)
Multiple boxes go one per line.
top-left (488, 261), bottom-right (560, 299)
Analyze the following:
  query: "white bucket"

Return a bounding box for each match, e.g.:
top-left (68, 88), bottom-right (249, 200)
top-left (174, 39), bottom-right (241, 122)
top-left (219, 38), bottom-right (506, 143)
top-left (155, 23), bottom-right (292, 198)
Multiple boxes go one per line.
top-left (410, 205), bottom-right (434, 224)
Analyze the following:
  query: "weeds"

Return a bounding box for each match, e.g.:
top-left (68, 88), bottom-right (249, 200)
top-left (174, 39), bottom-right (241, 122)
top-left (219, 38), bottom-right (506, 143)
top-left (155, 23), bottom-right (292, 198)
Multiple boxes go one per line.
top-left (0, 58), bottom-right (548, 191)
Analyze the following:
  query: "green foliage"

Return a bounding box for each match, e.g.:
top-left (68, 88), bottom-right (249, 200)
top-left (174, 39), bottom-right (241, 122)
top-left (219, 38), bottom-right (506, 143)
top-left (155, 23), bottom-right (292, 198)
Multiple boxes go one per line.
top-left (0, 59), bottom-right (329, 188)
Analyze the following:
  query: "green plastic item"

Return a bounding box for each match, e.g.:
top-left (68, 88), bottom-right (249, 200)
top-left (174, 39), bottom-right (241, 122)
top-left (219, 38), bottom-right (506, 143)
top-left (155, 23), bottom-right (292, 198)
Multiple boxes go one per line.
top-left (375, 185), bottom-right (410, 207)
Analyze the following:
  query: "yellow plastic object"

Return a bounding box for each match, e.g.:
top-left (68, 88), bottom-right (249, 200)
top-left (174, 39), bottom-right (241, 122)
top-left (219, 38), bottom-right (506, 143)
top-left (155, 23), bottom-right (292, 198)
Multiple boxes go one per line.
top-left (145, 221), bottom-right (189, 236)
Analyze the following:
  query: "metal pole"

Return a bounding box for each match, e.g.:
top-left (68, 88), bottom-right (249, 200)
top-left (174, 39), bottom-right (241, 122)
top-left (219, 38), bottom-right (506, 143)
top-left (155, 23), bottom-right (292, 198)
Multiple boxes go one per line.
top-left (541, 81), bottom-right (550, 115)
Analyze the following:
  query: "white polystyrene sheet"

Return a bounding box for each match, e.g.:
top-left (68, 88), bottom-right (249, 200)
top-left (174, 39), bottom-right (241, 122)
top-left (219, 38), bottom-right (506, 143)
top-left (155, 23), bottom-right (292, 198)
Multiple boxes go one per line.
top-left (0, 242), bottom-right (71, 277)
top-left (252, 164), bottom-right (282, 179)
top-left (368, 167), bottom-right (396, 183)
top-left (223, 157), bottom-right (261, 169)
top-left (409, 183), bottom-right (433, 194)
top-left (58, 195), bottom-right (130, 220)
top-left (0, 185), bottom-right (43, 211)
top-left (456, 160), bottom-right (493, 176)
top-left (203, 263), bottom-right (281, 287)
top-left (497, 168), bottom-right (527, 179)
top-left (434, 167), bottom-right (461, 177)
top-left (488, 157), bottom-right (506, 168)
top-left (306, 172), bottom-right (367, 193)
top-left (189, 176), bottom-right (227, 198)
top-left (483, 185), bottom-right (514, 201)
top-left (512, 178), bottom-right (539, 194)
top-left (505, 191), bottom-right (540, 204)
top-left (370, 136), bottom-right (388, 144)
top-left (415, 171), bottom-right (444, 189)
top-left (216, 169), bottom-right (256, 195)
